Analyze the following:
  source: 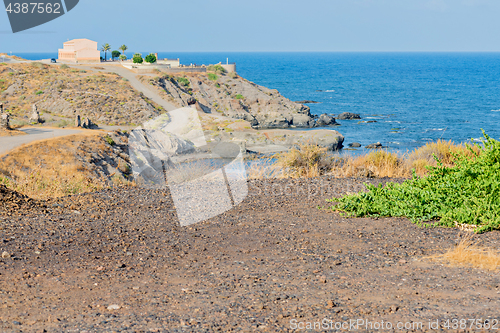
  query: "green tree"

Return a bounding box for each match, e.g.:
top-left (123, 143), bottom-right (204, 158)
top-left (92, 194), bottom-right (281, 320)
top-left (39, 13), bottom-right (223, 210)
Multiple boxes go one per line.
top-left (119, 44), bottom-right (128, 56)
top-left (111, 50), bottom-right (121, 61)
top-left (133, 53), bottom-right (143, 64)
top-left (119, 54), bottom-right (127, 61)
top-left (145, 53), bottom-right (157, 64)
top-left (101, 43), bottom-right (111, 61)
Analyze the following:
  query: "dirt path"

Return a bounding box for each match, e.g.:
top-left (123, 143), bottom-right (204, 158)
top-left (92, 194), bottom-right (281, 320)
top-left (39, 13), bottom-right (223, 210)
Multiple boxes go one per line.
top-left (0, 177), bottom-right (498, 332)
top-left (76, 65), bottom-right (179, 112)
top-left (0, 127), bottom-right (83, 156)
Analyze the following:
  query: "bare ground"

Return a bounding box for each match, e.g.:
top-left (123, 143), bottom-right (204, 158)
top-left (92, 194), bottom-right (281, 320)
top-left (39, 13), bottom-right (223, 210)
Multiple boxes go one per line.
top-left (0, 177), bottom-right (499, 332)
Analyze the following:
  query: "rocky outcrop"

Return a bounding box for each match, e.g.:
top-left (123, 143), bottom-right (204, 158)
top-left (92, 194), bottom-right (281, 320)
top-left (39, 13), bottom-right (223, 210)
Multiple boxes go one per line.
top-left (337, 112), bottom-right (361, 120)
top-left (0, 113), bottom-right (10, 129)
top-left (144, 74), bottom-right (338, 130)
top-left (316, 114), bottom-right (338, 126)
top-left (348, 142), bottom-right (361, 148)
top-left (29, 104), bottom-right (41, 124)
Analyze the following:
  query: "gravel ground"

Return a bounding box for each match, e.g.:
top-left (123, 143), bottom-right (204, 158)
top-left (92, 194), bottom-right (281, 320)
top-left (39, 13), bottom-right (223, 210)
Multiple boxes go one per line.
top-left (0, 177), bottom-right (499, 332)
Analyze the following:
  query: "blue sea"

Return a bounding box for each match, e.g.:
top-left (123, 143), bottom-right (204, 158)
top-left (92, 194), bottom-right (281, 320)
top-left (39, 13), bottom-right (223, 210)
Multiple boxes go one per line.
top-left (14, 52), bottom-right (500, 153)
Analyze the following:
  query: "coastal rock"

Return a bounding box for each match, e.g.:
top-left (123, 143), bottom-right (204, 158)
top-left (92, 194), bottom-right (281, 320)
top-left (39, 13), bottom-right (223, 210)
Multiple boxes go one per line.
top-left (365, 142), bottom-right (383, 149)
top-left (316, 114), bottom-right (337, 126)
top-left (337, 112), bottom-right (361, 120)
top-left (292, 114), bottom-right (315, 127)
top-left (285, 130), bottom-right (344, 151)
top-left (295, 100), bottom-right (320, 104)
top-left (348, 142), bottom-right (361, 148)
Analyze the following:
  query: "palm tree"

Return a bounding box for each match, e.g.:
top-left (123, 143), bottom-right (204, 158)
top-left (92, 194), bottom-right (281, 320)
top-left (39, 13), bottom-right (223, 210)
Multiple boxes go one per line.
top-left (101, 43), bottom-right (111, 61)
top-left (119, 44), bottom-right (128, 57)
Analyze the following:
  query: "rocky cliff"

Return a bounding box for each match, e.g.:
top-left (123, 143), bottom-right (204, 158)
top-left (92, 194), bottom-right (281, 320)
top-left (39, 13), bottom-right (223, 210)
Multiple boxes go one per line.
top-left (141, 73), bottom-right (337, 129)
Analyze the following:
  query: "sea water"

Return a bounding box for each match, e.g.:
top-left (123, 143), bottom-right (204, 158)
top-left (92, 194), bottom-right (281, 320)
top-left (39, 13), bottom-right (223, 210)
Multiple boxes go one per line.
top-left (15, 52), bottom-right (500, 154)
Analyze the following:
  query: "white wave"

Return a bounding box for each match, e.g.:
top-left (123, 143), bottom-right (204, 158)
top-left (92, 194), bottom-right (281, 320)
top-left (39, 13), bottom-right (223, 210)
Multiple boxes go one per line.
top-left (325, 90), bottom-right (335, 92)
top-left (491, 109), bottom-right (500, 112)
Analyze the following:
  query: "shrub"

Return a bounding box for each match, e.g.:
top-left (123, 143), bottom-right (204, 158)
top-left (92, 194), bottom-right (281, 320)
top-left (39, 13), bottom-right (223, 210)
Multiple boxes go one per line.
top-left (207, 64), bottom-right (227, 74)
top-left (228, 72), bottom-right (238, 79)
top-left (145, 53), bottom-right (157, 64)
top-left (60, 64), bottom-right (69, 69)
top-left (31, 62), bottom-right (45, 69)
top-left (119, 54), bottom-right (127, 61)
top-left (35, 90), bottom-right (44, 95)
top-left (235, 94), bottom-right (244, 100)
top-left (275, 143), bottom-right (329, 178)
top-left (133, 53), bottom-right (143, 64)
top-left (208, 73), bottom-right (218, 81)
top-left (104, 135), bottom-right (116, 146)
top-left (176, 77), bottom-right (190, 87)
top-left (329, 132), bottom-right (500, 233)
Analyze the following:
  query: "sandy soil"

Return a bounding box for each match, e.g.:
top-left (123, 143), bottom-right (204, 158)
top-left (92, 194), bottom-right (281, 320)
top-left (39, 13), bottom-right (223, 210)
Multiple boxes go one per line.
top-left (0, 177), bottom-right (499, 332)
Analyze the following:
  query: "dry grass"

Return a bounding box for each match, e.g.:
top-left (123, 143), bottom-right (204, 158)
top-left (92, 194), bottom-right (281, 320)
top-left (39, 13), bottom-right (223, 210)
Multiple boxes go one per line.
top-left (274, 143), bottom-right (330, 178)
top-left (0, 133), bottom-right (133, 199)
top-left (246, 158), bottom-right (283, 179)
top-left (429, 235), bottom-right (500, 271)
top-left (332, 139), bottom-right (479, 178)
top-left (0, 128), bottom-right (27, 137)
top-left (248, 139), bottom-right (480, 180)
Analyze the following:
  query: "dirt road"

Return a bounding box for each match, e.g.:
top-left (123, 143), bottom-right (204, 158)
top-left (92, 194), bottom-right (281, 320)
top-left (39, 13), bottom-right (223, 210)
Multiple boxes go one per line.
top-left (0, 177), bottom-right (499, 332)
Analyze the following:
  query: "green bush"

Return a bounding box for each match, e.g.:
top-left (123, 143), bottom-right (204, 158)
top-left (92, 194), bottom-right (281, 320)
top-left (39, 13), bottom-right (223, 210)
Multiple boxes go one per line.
top-left (145, 53), bottom-right (157, 64)
top-left (133, 53), bottom-right (143, 64)
top-left (207, 64), bottom-right (227, 74)
top-left (104, 135), bottom-right (116, 146)
top-left (35, 90), bottom-right (44, 95)
top-left (208, 73), bottom-right (218, 81)
top-left (176, 77), bottom-right (190, 87)
top-left (235, 94), bottom-right (244, 100)
top-left (329, 132), bottom-right (500, 233)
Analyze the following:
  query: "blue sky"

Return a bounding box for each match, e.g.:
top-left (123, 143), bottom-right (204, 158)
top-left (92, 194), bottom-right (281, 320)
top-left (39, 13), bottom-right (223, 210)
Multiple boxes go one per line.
top-left (1, 0), bottom-right (500, 53)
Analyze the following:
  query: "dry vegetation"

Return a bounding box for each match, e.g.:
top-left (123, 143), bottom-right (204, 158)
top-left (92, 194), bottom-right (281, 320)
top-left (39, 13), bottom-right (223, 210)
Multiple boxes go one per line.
top-left (260, 140), bottom-right (480, 179)
top-left (0, 132), bottom-right (133, 199)
top-left (429, 235), bottom-right (500, 271)
top-left (0, 62), bottom-right (162, 127)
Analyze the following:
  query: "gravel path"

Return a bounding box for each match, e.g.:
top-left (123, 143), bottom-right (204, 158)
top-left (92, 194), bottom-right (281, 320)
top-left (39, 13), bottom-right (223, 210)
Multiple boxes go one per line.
top-left (0, 177), bottom-right (499, 332)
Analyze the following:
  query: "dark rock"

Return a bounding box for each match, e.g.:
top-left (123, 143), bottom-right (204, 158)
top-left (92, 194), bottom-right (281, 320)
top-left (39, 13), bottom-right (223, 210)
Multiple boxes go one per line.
top-left (365, 142), bottom-right (383, 149)
top-left (348, 142), bottom-right (361, 148)
top-left (337, 112), bottom-right (361, 120)
top-left (186, 97), bottom-right (196, 106)
top-left (295, 100), bottom-right (320, 104)
top-left (316, 114), bottom-right (338, 126)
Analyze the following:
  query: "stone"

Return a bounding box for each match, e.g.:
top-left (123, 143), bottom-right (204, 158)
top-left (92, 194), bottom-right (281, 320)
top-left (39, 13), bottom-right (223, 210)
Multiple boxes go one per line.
top-left (1, 251), bottom-right (10, 258)
top-left (292, 114), bottom-right (314, 127)
top-left (75, 115), bottom-right (81, 127)
top-left (107, 304), bottom-right (121, 310)
top-left (348, 142), bottom-right (361, 148)
top-left (337, 112), bottom-right (361, 120)
top-left (365, 142), bottom-right (383, 149)
top-left (186, 97), bottom-right (196, 106)
top-left (0, 113), bottom-right (10, 129)
top-left (29, 104), bottom-right (41, 124)
top-left (316, 114), bottom-right (337, 126)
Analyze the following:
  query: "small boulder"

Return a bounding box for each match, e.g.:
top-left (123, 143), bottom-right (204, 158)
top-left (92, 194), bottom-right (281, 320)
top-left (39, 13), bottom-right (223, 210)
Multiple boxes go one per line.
top-left (365, 142), bottom-right (383, 149)
top-left (75, 115), bottom-right (81, 127)
top-left (316, 114), bottom-right (337, 126)
top-left (0, 113), bottom-right (10, 129)
top-left (348, 142), bottom-right (361, 148)
top-left (337, 112), bottom-right (361, 120)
